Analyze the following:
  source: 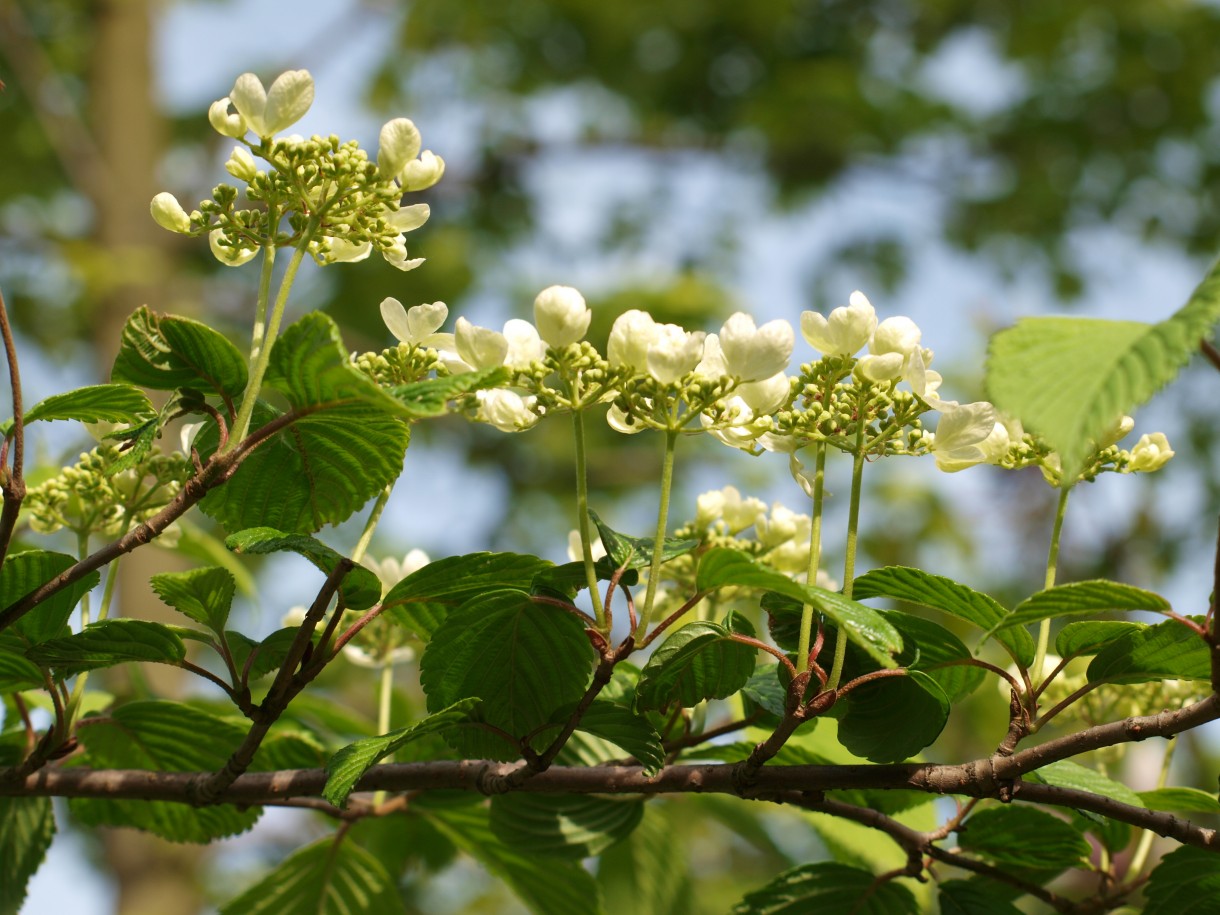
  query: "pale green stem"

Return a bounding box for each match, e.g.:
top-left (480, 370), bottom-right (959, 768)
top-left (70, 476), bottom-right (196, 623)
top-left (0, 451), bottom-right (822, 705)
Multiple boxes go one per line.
top-left (1126, 737), bottom-right (1176, 878)
top-left (371, 661), bottom-right (395, 807)
top-left (635, 429), bottom-right (678, 640)
top-left (796, 443), bottom-right (827, 674)
top-left (352, 484), bottom-right (393, 566)
top-left (573, 406), bottom-right (606, 629)
top-left (827, 417), bottom-right (868, 691)
top-left (66, 539), bottom-right (121, 726)
top-left (228, 222), bottom-right (315, 448)
top-left (1032, 486), bottom-right (1072, 682)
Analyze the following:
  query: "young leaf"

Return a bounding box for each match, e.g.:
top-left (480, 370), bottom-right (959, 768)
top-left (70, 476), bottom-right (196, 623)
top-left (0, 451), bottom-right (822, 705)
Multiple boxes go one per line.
top-left (322, 698), bottom-right (482, 808)
top-left (598, 803), bottom-right (692, 915)
top-left (15, 383), bottom-right (153, 428)
top-left (1055, 620), bottom-right (1145, 658)
top-left (588, 509), bottom-right (699, 571)
top-left (26, 619), bottom-right (187, 675)
top-left (986, 257), bottom-right (1220, 483)
top-left (957, 806), bottom-right (1089, 875)
top-left (71, 701), bottom-right (259, 842)
top-left (218, 836), bottom-right (405, 915)
top-left (490, 793), bottom-right (644, 858)
top-left (224, 528), bottom-right (382, 610)
top-left (1143, 846), bottom-right (1220, 914)
top-left (0, 796), bottom-right (55, 915)
top-left (419, 589), bottom-right (595, 759)
top-left (994, 580), bottom-right (1172, 632)
top-left (851, 565), bottom-right (1034, 665)
top-left (635, 621), bottom-right (757, 711)
top-left (1137, 787), bottom-right (1220, 814)
top-left (389, 365), bottom-right (511, 418)
top-left (111, 306), bottom-right (248, 399)
top-left (150, 566), bottom-right (237, 635)
top-left (697, 549), bottom-right (902, 668)
top-left (837, 670), bottom-right (949, 763)
top-left (1, 551), bottom-right (101, 645)
top-left (938, 879), bottom-right (1023, 915)
top-left (732, 862), bottom-right (919, 915)
top-left (1086, 617), bottom-right (1210, 684)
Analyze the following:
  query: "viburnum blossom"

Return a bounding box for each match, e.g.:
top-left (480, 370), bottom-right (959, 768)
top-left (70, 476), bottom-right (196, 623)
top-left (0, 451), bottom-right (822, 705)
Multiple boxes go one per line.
top-left (928, 402), bottom-right (1008, 472)
top-left (800, 291), bottom-right (877, 357)
top-left (380, 299), bottom-right (455, 352)
top-left (534, 285), bottom-right (592, 348)
top-left (1126, 432), bottom-right (1174, 472)
top-left (718, 313), bottom-right (794, 381)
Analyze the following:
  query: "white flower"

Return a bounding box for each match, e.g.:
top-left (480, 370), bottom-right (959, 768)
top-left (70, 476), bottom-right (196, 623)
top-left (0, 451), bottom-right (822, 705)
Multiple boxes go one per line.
top-left (566, 531), bottom-right (608, 563)
top-left (737, 371), bottom-right (791, 414)
top-left (534, 285), bottom-right (592, 347)
top-left (800, 291), bottom-right (877, 357)
top-left (756, 504), bottom-right (809, 547)
top-left (455, 318), bottom-right (509, 371)
top-left (399, 150), bottom-right (446, 191)
top-left (380, 235), bottom-right (425, 272)
top-left (342, 644), bottom-right (416, 668)
top-left (476, 389), bottom-right (540, 432)
top-left (902, 346), bottom-right (946, 406)
top-left (319, 238), bottom-right (372, 264)
top-left (282, 606), bottom-right (308, 627)
top-left (503, 319), bottom-right (546, 369)
top-left (229, 70), bottom-right (314, 139)
top-left (694, 334), bottom-right (729, 379)
top-left (150, 192), bottom-right (191, 234)
top-left (224, 147), bottom-right (258, 182)
top-left (1126, 432), bottom-right (1174, 473)
top-left (928, 402), bottom-right (1005, 472)
top-left (208, 97), bottom-right (246, 138)
top-left (378, 118), bottom-right (422, 179)
top-left (386, 203), bottom-right (430, 234)
top-left (179, 421), bottom-right (205, 455)
top-left (789, 451), bottom-right (817, 498)
top-left (365, 549), bottom-right (431, 595)
top-left (718, 313), bottom-right (794, 381)
top-left (1098, 415), bottom-right (1135, 449)
top-left (608, 309), bottom-right (658, 371)
top-left (646, 324), bottom-right (706, 384)
top-left (857, 315), bottom-right (923, 383)
top-left (606, 403), bottom-right (646, 434)
top-left (702, 485), bottom-right (766, 534)
top-left (208, 230), bottom-right (258, 267)
top-left (381, 298), bottom-right (454, 352)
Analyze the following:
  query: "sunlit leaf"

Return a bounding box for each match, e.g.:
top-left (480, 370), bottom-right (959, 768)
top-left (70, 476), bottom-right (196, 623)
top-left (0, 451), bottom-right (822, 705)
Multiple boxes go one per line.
top-left (635, 621), bottom-right (756, 711)
top-left (225, 528), bottom-right (382, 610)
top-left (26, 619), bottom-right (186, 675)
top-left (111, 306), bottom-right (248, 399)
top-left (995, 580), bottom-right (1171, 632)
top-left (1086, 617), bottom-right (1210, 684)
top-left (149, 566), bottom-right (237, 636)
top-left (837, 670), bottom-right (949, 764)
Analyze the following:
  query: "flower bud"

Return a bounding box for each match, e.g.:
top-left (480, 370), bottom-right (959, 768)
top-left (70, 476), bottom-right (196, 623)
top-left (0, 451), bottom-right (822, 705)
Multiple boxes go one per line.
top-left (801, 290), bottom-right (877, 356)
top-left (1097, 415), bottom-right (1135, 450)
top-left (399, 150), bottom-right (445, 191)
top-left (532, 285), bottom-right (592, 348)
top-left (718, 313), bottom-right (794, 381)
top-left (455, 317), bottom-right (509, 370)
top-left (476, 389), bottom-right (540, 432)
top-left (150, 192), bottom-right (192, 234)
top-left (378, 118), bottom-right (422, 179)
top-left (504, 319), bottom-right (546, 369)
top-left (1127, 432), bottom-right (1174, 473)
top-left (224, 146), bottom-right (258, 182)
top-left (608, 309), bottom-right (659, 371)
top-left (208, 97), bottom-right (247, 138)
top-left (871, 316), bottom-right (922, 359)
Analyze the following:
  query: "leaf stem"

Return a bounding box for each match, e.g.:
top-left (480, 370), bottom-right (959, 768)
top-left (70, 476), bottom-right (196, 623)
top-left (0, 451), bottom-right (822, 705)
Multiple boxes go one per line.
top-left (797, 443), bottom-right (827, 674)
top-left (636, 428), bottom-right (678, 640)
top-left (1033, 486), bottom-right (1071, 682)
top-left (572, 404), bottom-right (606, 629)
top-left (827, 410), bottom-right (868, 691)
top-left (1126, 736), bottom-right (1176, 879)
top-left (352, 484), bottom-right (392, 565)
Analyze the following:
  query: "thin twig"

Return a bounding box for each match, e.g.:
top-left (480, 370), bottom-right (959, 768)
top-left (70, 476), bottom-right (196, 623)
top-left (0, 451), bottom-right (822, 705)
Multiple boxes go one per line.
top-left (0, 288), bottom-right (26, 567)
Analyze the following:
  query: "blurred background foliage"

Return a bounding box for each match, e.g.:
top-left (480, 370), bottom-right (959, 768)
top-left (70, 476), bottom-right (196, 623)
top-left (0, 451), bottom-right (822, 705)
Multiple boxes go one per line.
top-left (3, 1), bottom-right (1220, 912)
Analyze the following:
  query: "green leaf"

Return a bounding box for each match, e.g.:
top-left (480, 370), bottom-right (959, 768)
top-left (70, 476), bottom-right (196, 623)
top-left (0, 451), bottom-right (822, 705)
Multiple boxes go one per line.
top-left (196, 400), bottom-right (409, 534)
top-left (837, 670), bottom-right (949, 763)
top-left (1144, 846), bottom-right (1220, 914)
top-left (851, 566), bottom-right (1034, 666)
top-left (323, 699), bottom-right (482, 808)
top-left (532, 559), bottom-right (639, 596)
top-left (548, 700), bottom-right (665, 775)
top-left (986, 258), bottom-right (1220, 483)
top-left (0, 796), bottom-right (55, 915)
top-left (635, 621), bottom-right (757, 711)
top-left (219, 836), bottom-right (405, 915)
top-left (1137, 787), bottom-right (1220, 814)
top-left (491, 793), bottom-right (644, 858)
top-left (111, 306), bottom-right (248, 399)
top-left (150, 566), bottom-right (236, 635)
top-left (938, 879), bottom-right (1023, 915)
top-left (958, 806), bottom-right (1089, 874)
top-left (588, 509), bottom-right (699, 571)
top-left (1055, 621), bottom-right (1145, 658)
top-left (995, 580), bottom-right (1172, 632)
top-left (733, 862), bottom-right (919, 915)
top-left (879, 610), bottom-right (984, 702)
top-left (697, 549), bottom-right (902, 668)
top-left (0, 633), bottom-right (45, 691)
top-left (26, 619), bottom-right (186, 675)
top-left (71, 701), bottom-right (259, 842)
top-left (741, 664), bottom-right (788, 720)
top-left (419, 589), bottom-right (595, 759)
top-left (1, 550), bottom-right (100, 645)
top-left (224, 528), bottom-right (382, 611)
top-left (1087, 617), bottom-right (1210, 684)
top-left (1027, 759), bottom-right (1145, 809)
top-left (419, 796), bottom-right (604, 915)
top-left (598, 803), bottom-right (692, 915)
top-left (381, 552), bottom-right (554, 638)
top-left (389, 366), bottom-right (511, 417)
top-left (228, 627), bottom-right (310, 682)
top-left (12, 383), bottom-right (153, 431)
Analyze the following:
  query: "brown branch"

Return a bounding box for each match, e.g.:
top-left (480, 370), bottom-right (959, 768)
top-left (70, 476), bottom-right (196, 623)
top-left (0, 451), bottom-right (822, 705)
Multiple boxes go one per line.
top-left (925, 845), bottom-right (1074, 912)
top-left (1201, 339), bottom-right (1220, 373)
top-left (0, 288), bottom-right (25, 567)
top-left (640, 589), bottom-right (711, 648)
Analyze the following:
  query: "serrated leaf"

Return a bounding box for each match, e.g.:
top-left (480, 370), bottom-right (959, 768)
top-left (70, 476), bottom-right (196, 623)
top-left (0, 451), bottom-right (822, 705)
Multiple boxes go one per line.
top-left (419, 589), bottom-right (595, 759)
top-left (228, 627), bottom-right (309, 682)
top-left (733, 862), bottom-right (919, 915)
top-left (104, 414), bottom-right (162, 473)
top-left (851, 566), bottom-right (1034, 665)
top-left (196, 400), bottom-right (409, 534)
top-left (0, 633), bottom-right (45, 690)
top-left (14, 384), bottom-right (153, 431)
top-left (987, 258), bottom-right (1220, 483)
top-left (26, 619), bottom-right (186, 675)
top-left (938, 879), bottom-right (1023, 915)
top-left (588, 509), bottom-right (699, 571)
top-left (1137, 787), bottom-right (1220, 814)
top-left (958, 806), bottom-right (1089, 874)
top-left (111, 306), bottom-right (248, 399)
top-left (323, 699), bottom-right (482, 808)
top-left (741, 664), bottom-right (788, 720)
top-left (542, 700), bottom-right (664, 775)
top-left (1055, 620), bottom-right (1145, 658)
top-left (598, 803), bottom-right (692, 915)
top-left (532, 559), bottom-right (639, 597)
top-left (1144, 846), bottom-right (1220, 914)
top-left (491, 793), bottom-right (643, 858)
top-left (1027, 760), bottom-right (1145, 808)
top-left (697, 549), bottom-right (902, 667)
top-left (225, 528), bottom-right (381, 611)
top-left (995, 580), bottom-right (1172, 633)
top-left (1087, 617), bottom-right (1210, 684)
top-left (389, 366), bottom-right (511, 417)
top-left (1, 551), bottom-right (100, 645)
top-left (150, 566), bottom-right (236, 635)
top-left (880, 610), bottom-right (984, 702)
top-left (219, 836), bottom-right (405, 915)
top-left (381, 552), bottom-right (554, 638)
top-left (635, 621), bottom-right (757, 710)
top-left (837, 670), bottom-right (949, 763)
top-left (72, 701), bottom-right (259, 842)
top-left (420, 799), bottom-right (604, 915)
top-left (0, 796), bottom-right (55, 915)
